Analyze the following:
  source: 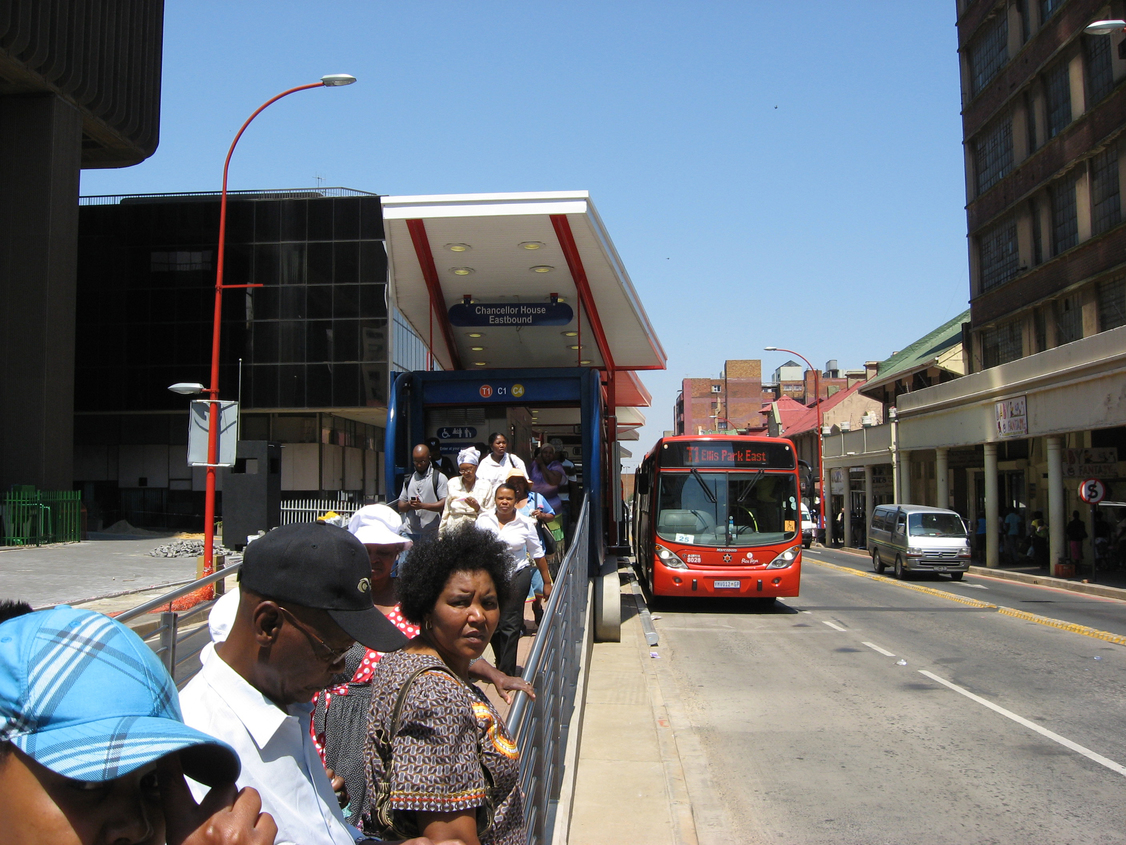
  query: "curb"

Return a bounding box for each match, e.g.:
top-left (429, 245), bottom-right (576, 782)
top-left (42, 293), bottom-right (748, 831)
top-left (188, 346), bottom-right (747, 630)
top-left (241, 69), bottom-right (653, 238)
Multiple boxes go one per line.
top-left (966, 565), bottom-right (1126, 601)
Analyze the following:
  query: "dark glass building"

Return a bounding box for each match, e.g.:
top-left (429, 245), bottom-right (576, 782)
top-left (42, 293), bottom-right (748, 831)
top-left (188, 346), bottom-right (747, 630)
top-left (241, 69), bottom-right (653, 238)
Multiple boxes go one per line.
top-left (75, 189), bottom-right (426, 530)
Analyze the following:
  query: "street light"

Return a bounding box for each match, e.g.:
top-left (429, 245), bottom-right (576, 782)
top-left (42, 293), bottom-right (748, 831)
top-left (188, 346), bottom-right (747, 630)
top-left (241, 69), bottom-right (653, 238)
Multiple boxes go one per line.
top-left (197, 74), bottom-right (357, 582)
top-left (1084, 20), bottom-right (1126, 35)
top-left (765, 346), bottom-right (826, 545)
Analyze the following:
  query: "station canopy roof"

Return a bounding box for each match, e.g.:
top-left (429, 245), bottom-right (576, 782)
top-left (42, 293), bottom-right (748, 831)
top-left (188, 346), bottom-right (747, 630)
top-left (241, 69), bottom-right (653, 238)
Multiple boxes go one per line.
top-left (382, 191), bottom-right (666, 430)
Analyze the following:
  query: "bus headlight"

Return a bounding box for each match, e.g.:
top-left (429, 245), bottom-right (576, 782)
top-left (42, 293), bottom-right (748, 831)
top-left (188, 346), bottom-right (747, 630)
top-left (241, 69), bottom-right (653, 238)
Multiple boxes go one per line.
top-left (767, 545), bottom-right (800, 568)
top-left (655, 544), bottom-right (689, 570)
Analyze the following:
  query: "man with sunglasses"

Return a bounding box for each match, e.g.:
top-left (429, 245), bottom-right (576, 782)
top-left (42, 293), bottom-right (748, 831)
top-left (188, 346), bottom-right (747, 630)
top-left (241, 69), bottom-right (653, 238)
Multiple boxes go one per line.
top-left (180, 523), bottom-right (452, 845)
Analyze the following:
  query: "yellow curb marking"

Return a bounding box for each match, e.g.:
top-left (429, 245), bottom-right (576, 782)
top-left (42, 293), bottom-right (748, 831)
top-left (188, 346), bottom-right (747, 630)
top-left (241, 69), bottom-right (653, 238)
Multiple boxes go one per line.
top-left (808, 558), bottom-right (1126, 647)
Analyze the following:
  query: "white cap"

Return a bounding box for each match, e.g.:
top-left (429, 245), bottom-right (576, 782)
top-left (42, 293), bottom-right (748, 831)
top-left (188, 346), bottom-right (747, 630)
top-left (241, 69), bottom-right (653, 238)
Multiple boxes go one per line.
top-left (348, 503), bottom-right (412, 547)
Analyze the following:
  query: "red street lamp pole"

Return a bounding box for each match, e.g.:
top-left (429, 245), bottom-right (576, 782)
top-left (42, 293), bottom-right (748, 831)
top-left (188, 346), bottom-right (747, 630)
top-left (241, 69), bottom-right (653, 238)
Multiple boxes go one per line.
top-left (765, 346), bottom-right (826, 544)
top-left (199, 74), bottom-right (356, 580)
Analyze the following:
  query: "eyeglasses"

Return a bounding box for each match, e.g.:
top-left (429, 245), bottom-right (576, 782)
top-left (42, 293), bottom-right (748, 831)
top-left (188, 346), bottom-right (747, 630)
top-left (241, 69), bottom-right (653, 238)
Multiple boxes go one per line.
top-left (276, 605), bottom-right (353, 663)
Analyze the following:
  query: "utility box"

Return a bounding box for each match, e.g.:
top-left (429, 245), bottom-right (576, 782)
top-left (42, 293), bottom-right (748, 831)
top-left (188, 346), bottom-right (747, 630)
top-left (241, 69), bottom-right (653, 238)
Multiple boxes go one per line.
top-left (222, 441), bottom-right (281, 550)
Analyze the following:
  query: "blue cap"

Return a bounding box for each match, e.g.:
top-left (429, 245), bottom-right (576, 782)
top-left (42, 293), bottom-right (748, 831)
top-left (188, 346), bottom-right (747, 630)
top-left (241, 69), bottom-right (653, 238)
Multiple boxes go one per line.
top-left (0, 606), bottom-right (239, 785)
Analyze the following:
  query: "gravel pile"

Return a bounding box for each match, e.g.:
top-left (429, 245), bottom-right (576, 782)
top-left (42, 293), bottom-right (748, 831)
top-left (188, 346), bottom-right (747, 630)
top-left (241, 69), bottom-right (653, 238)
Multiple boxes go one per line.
top-left (148, 539), bottom-right (234, 559)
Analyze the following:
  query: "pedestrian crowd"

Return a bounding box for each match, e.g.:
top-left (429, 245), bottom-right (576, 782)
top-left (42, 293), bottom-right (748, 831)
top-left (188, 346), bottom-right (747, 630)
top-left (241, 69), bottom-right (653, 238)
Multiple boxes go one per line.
top-left (0, 433), bottom-right (580, 845)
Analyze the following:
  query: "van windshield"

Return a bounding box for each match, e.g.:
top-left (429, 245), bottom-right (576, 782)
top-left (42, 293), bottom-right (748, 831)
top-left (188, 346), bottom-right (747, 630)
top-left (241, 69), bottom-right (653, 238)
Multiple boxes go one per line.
top-left (908, 512), bottom-right (967, 537)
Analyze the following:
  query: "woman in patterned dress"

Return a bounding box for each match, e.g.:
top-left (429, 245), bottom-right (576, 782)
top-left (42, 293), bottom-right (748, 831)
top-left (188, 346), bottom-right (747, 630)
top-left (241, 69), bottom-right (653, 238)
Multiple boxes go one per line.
top-left (363, 525), bottom-right (527, 845)
top-left (312, 504), bottom-right (529, 828)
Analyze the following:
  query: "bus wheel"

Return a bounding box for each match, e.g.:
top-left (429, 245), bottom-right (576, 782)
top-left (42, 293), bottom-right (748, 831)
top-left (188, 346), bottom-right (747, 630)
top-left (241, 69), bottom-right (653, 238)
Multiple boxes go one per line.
top-left (894, 556), bottom-right (906, 580)
top-left (872, 549), bottom-right (885, 574)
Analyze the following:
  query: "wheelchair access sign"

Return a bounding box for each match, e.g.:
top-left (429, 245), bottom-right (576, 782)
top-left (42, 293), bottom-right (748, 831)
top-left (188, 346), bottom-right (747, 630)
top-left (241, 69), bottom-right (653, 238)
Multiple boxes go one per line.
top-left (1078, 478), bottom-right (1106, 504)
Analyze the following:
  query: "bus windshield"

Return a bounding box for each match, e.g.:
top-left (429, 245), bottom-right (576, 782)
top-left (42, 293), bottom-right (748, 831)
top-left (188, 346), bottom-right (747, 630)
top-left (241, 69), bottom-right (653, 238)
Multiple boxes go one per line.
top-left (655, 470), bottom-right (800, 547)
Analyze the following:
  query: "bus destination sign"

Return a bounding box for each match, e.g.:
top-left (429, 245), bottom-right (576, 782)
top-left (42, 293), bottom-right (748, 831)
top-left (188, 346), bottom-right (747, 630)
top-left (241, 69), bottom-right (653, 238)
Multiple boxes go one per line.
top-left (661, 440), bottom-right (795, 469)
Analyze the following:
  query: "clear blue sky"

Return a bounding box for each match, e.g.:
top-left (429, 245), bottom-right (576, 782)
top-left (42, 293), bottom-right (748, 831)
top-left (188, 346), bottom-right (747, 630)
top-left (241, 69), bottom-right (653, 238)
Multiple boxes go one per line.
top-left (80, 1), bottom-right (970, 468)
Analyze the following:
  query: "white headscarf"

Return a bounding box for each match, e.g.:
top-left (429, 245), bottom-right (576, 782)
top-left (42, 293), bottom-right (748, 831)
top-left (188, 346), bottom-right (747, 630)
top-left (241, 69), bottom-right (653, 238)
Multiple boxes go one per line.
top-left (457, 447), bottom-right (480, 466)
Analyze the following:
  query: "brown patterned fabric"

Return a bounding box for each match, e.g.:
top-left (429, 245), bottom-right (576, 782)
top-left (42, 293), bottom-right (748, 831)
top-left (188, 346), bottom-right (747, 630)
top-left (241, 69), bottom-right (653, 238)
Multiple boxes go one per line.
top-left (363, 650), bottom-right (526, 845)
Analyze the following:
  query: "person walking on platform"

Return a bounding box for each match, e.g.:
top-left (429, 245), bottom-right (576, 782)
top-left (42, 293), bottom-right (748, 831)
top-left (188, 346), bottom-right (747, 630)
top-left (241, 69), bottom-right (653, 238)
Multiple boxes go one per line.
top-left (476, 433), bottom-right (527, 502)
top-left (398, 444), bottom-right (448, 546)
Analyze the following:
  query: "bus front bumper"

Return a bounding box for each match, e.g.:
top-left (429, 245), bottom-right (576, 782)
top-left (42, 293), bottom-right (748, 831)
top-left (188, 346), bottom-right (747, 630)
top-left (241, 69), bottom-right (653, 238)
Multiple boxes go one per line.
top-left (652, 559), bottom-right (801, 597)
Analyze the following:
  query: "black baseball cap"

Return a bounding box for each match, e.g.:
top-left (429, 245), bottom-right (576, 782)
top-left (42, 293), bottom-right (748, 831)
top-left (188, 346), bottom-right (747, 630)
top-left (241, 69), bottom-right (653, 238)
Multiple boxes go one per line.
top-left (241, 522), bottom-right (408, 652)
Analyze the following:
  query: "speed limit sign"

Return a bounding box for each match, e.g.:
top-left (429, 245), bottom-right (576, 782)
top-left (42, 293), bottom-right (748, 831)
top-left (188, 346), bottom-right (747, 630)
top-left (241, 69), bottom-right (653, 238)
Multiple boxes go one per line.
top-left (1079, 478), bottom-right (1106, 504)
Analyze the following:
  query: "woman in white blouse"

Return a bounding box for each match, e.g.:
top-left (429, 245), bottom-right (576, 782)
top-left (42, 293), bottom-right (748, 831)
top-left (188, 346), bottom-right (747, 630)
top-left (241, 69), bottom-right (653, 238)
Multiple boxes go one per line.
top-left (475, 482), bottom-right (552, 676)
top-left (476, 432), bottom-right (529, 502)
top-left (439, 447), bottom-right (494, 534)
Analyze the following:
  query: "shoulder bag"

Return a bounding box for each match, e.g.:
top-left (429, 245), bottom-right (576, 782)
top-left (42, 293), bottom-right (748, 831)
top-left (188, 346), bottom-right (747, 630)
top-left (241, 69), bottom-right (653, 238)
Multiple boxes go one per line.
top-left (369, 663), bottom-right (497, 840)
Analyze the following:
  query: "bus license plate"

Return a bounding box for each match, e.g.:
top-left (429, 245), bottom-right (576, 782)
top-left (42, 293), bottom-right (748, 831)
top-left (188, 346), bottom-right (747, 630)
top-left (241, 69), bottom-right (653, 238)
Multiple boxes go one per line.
top-left (714, 580), bottom-right (740, 589)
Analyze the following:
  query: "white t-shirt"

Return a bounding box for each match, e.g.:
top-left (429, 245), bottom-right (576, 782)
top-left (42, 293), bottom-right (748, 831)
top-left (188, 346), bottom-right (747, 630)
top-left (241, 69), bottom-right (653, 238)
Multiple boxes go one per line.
top-left (477, 452), bottom-right (529, 501)
top-left (476, 510), bottom-right (543, 574)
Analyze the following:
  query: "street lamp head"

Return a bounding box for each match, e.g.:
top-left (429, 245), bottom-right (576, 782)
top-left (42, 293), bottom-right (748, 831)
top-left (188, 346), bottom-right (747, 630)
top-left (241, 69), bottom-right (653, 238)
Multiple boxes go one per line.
top-left (1085, 20), bottom-right (1126, 35)
top-left (321, 74), bottom-right (357, 87)
top-left (168, 382), bottom-right (206, 395)
top-left (763, 346), bottom-right (778, 351)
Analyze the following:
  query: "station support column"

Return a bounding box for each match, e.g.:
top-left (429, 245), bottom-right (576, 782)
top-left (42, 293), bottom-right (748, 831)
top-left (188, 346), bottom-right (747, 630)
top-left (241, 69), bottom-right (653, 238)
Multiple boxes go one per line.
top-left (842, 468), bottom-right (852, 549)
top-left (864, 465), bottom-right (874, 540)
top-left (1047, 435), bottom-right (1064, 576)
top-left (936, 447), bottom-right (949, 509)
top-left (899, 451), bottom-right (912, 504)
top-left (984, 443), bottom-right (999, 568)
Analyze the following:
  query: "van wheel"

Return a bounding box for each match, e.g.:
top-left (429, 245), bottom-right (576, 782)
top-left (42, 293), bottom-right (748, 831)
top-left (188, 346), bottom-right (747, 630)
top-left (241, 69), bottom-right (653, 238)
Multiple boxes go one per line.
top-left (872, 549), bottom-right (885, 574)
top-left (894, 556), bottom-right (906, 580)
top-left (949, 572), bottom-right (964, 581)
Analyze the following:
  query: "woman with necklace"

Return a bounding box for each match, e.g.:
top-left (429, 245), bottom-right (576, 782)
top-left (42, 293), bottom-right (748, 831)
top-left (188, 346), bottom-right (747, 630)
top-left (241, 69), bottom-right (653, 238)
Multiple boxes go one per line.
top-left (439, 447), bottom-right (494, 534)
top-left (363, 526), bottom-right (527, 845)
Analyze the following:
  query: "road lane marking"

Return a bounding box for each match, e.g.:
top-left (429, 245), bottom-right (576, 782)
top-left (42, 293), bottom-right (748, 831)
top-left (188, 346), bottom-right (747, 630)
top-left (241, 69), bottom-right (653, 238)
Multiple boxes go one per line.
top-left (863, 641), bottom-right (896, 657)
top-left (822, 620), bottom-right (847, 632)
top-left (806, 558), bottom-right (1126, 647)
top-left (918, 669), bottom-right (1126, 778)
top-left (958, 583), bottom-right (988, 589)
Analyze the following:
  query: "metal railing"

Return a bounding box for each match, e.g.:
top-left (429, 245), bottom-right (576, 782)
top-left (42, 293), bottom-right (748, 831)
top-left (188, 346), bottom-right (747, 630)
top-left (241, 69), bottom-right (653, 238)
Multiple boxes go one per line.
top-left (509, 498), bottom-right (591, 845)
top-left (118, 562), bottom-right (241, 688)
top-left (280, 498), bottom-right (362, 526)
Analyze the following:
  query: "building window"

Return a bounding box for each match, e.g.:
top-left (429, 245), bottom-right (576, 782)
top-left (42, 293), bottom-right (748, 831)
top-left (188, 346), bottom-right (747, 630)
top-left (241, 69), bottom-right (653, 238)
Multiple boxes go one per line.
top-left (1039, 0), bottom-right (1063, 21)
top-left (1033, 307), bottom-right (1047, 352)
top-left (1045, 60), bottom-right (1072, 140)
top-left (981, 321), bottom-right (1022, 369)
top-left (979, 216), bottom-right (1020, 292)
top-left (150, 250), bottom-right (212, 272)
top-left (1031, 199), bottom-right (1043, 265)
top-left (1056, 295), bottom-right (1083, 344)
top-left (1099, 276), bottom-right (1126, 331)
top-left (974, 118), bottom-right (1013, 195)
top-left (1084, 33), bottom-right (1115, 105)
top-left (968, 13), bottom-right (1009, 97)
top-left (1051, 173), bottom-right (1079, 255)
top-left (711, 384), bottom-right (721, 393)
top-left (1090, 145), bottom-right (1121, 235)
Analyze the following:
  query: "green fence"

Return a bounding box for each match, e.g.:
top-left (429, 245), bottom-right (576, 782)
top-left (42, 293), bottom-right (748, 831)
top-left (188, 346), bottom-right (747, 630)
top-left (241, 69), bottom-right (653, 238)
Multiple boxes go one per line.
top-left (1, 488), bottom-right (82, 546)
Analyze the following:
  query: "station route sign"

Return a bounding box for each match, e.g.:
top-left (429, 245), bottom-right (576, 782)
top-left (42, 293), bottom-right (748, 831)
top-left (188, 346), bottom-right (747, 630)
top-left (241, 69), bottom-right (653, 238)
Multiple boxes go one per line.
top-left (448, 301), bottom-right (574, 327)
top-left (421, 376), bottom-right (581, 405)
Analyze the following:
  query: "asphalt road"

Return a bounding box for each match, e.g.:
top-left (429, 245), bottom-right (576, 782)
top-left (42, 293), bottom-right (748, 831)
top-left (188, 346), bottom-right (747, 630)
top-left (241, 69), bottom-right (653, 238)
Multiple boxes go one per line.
top-left (646, 550), bottom-right (1126, 845)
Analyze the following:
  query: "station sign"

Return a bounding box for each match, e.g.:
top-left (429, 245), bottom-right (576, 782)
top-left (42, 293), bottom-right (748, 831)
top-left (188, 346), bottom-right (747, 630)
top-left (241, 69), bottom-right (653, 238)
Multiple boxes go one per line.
top-left (422, 377), bottom-right (581, 405)
top-left (448, 301), bottom-right (574, 327)
top-left (436, 426), bottom-right (477, 440)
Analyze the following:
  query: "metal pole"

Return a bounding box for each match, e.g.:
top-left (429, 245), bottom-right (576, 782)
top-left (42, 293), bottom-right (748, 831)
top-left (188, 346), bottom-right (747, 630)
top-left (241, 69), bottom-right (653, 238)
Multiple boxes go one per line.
top-left (201, 80), bottom-right (336, 581)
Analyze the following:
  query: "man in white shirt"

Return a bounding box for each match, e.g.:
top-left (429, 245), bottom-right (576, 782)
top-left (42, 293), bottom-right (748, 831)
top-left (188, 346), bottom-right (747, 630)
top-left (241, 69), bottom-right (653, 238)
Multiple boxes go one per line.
top-left (180, 523), bottom-right (450, 845)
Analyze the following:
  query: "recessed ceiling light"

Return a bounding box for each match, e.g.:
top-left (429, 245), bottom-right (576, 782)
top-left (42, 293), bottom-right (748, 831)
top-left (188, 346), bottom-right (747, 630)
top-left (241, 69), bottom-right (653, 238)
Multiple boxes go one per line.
top-left (474, 361), bottom-right (488, 366)
top-left (568, 345), bottom-right (581, 350)
top-left (519, 241), bottom-right (544, 250)
top-left (580, 359), bottom-right (592, 365)
top-left (530, 265), bottom-right (554, 273)
top-left (445, 243), bottom-right (472, 252)
top-left (562, 331), bottom-right (578, 337)
top-left (468, 332), bottom-right (484, 338)
top-left (470, 346), bottom-right (485, 351)
top-left (450, 267), bottom-right (474, 276)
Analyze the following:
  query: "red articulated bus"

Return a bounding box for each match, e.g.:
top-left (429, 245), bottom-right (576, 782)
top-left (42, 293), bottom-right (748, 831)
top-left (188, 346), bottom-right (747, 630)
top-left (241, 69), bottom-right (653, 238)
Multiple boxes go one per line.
top-left (632, 435), bottom-right (803, 604)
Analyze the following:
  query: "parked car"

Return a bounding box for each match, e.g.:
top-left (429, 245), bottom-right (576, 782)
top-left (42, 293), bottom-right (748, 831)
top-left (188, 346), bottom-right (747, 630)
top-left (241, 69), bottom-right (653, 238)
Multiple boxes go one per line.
top-left (868, 504), bottom-right (971, 580)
